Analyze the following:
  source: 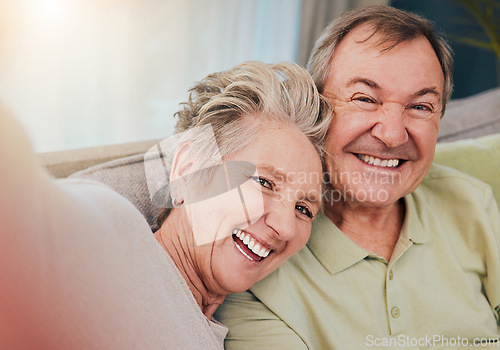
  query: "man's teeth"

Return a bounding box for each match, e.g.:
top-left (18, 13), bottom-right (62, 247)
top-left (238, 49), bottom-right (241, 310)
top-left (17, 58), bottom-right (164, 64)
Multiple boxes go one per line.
top-left (232, 228), bottom-right (271, 258)
top-left (357, 154), bottom-right (400, 168)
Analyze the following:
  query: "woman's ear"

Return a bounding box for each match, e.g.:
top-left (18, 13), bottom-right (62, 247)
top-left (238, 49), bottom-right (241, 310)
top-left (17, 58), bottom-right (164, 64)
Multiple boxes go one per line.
top-left (170, 142), bottom-right (195, 183)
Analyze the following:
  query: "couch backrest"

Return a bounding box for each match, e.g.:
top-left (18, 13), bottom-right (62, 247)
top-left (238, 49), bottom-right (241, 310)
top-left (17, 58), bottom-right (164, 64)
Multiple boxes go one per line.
top-left (69, 132), bottom-right (500, 231)
top-left (41, 87), bottom-right (500, 179)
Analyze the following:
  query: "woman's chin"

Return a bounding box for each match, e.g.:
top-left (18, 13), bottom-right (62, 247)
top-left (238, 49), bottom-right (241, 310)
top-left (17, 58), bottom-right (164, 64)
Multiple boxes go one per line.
top-left (216, 271), bottom-right (257, 295)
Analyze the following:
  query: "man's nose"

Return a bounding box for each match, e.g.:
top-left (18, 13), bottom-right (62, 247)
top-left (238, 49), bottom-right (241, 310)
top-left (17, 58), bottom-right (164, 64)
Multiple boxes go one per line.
top-left (370, 103), bottom-right (409, 148)
top-left (264, 199), bottom-right (296, 241)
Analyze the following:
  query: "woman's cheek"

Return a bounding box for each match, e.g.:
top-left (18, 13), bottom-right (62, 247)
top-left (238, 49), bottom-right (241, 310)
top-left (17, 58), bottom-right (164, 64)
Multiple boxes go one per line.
top-left (236, 180), bottom-right (266, 225)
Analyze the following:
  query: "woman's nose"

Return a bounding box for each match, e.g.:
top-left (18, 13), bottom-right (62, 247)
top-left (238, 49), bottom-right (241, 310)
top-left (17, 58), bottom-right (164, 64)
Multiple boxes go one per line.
top-left (263, 199), bottom-right (296, 241)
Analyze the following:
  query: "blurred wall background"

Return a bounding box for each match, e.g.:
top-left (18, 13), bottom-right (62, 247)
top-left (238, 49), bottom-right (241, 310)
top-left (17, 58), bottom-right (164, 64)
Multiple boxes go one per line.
top-left (0, 0), bottom-right (299, 152)
top-left (0, 0), bottom-right (387, 152)
top-left (8, 0), bottom-right (496, 153)
top-left (391, 0), bottom-right (500, 99)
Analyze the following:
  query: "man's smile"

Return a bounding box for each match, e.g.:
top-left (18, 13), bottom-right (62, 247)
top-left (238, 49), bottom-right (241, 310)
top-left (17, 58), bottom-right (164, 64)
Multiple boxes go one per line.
top-left (355, 153), bottom-right (401, 168)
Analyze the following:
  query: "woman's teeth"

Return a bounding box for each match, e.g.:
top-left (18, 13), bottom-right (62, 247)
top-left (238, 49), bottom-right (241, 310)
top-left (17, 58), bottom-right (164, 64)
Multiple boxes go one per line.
top-left (232, 228), bottom-right (271, 259)
top-left (357, 154), bottom-right (400, 168)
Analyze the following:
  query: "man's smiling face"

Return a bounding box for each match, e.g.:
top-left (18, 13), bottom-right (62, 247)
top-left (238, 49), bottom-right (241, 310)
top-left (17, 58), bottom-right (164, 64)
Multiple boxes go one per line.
top-left (323, 23), bottom-right (444, 208)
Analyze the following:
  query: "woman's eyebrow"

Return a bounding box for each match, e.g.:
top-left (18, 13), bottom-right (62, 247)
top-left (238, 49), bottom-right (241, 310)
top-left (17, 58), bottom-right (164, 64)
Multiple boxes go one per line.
top-left (257, 164), bottom-right (321, 206)
top-left (256, 164), bottom-right (288, 183)
top-left (304, 193), bottom-right (321, 209)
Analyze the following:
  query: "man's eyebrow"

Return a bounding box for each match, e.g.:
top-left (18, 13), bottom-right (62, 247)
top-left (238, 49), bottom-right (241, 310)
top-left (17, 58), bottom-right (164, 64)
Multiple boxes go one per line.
top-left (347, 78), bottom-right (441, 99)
top-left (346, 77), bottom-right (381, 89)
top-left (413, 87), bottom-right (441, 98)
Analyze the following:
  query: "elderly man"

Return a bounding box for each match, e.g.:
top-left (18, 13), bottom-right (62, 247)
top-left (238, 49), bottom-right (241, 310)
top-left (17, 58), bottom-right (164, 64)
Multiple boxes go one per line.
top-left (215, 6), bottom-right (500, 349)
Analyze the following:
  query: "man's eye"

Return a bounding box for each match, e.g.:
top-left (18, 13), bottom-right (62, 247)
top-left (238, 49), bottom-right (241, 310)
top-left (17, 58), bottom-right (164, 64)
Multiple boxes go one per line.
top-left (251, 176), bottom-right (274, 190)
top-left (295, 204), bottom-right (313, 219)
top-left (406, 103), bottom-right (435, 119)
top-left (349, 95), bottom-right (379, 111)
top-left (353, 96), bottom-right (375, 103)
top-left (411, 104), bottom-right (431, 111)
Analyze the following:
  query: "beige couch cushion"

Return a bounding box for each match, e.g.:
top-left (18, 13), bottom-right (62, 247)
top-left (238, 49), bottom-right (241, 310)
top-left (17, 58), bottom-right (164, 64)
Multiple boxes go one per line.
top-left (70, 154), bottom-right (164, 231)
top-left (438, 87), bottom-right (500, 142)
top-left (434, 133), bottom-right (500, 205)
top-left (61, 87), bottom-right (500, 225)
top-left (39, 139), bottom-right (159, 178)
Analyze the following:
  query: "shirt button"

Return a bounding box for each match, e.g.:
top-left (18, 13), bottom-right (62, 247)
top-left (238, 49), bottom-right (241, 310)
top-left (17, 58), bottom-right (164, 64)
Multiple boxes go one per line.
top-left (391, 306), bottom-right (400, 318)
top-left (388, 270), bottom-right (394, 280)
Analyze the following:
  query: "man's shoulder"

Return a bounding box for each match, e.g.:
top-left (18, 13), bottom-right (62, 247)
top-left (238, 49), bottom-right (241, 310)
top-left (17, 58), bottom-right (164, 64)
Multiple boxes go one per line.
top-left (424, 163), bottom-right (491, 186)
top-left (418, 163), bottom-right (493, 201)
top-left (412, 163), bottom-right (498, 246)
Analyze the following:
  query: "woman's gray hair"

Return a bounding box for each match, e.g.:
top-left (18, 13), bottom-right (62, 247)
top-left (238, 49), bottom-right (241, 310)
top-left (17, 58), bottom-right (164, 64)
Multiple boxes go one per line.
top-left (307, 5), bottom-right (454, 115)
top-left (155, 61), bottom-right (332, 226)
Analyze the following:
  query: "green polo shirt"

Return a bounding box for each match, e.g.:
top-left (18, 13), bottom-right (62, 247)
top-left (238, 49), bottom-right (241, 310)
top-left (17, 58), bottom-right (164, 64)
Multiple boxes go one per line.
top-left (215, 164), bottom-right (500, 349)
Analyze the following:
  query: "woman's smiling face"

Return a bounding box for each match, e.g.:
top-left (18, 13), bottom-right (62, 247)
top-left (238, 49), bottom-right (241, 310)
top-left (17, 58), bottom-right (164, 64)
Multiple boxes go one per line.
top-left (181, 120), bottom-right (323, 296)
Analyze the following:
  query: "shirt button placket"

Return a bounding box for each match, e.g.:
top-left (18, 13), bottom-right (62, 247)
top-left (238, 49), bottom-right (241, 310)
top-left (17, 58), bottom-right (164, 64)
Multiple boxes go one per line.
top-left (388, 271), bottom-right (398, 319)
top-left (391, 306), bottom-right (400, 318)
top-left (386, 267), bottom-right (404, 334)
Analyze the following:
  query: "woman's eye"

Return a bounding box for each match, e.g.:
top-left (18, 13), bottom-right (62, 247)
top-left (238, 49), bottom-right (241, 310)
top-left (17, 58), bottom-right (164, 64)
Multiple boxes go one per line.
top-left (251, 176), bottom-right (274, 190)
top-left (295, 204), bottom-right (313, 219)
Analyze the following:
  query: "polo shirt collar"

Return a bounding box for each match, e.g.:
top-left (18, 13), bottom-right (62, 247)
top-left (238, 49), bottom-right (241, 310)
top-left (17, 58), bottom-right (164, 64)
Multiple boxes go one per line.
top-left (308, 193), bottom-right (429, 275)
top-left (307, 213), bottom-right (369, 275)
top-left (403, 192), bottom-right (429, 244)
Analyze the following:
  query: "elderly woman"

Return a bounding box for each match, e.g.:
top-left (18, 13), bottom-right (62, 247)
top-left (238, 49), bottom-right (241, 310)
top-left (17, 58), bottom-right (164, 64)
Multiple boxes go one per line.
top-left (0, 61), bottom-right (330, 349)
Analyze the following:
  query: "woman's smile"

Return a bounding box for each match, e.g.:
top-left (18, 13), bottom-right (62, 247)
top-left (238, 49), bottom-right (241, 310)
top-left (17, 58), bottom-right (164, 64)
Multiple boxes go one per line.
top-left (232, 228), bottom-right (272, 262)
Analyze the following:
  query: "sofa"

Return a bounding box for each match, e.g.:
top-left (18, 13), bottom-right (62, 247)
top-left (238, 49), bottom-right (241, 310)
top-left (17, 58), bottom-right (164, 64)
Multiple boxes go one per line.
top-left (38, 87), bottom-right (500, 228)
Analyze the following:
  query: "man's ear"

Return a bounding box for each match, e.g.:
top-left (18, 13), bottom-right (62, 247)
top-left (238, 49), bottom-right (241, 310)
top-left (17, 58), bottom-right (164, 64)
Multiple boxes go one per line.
top-left (170, 142), bottom-right (195, 183)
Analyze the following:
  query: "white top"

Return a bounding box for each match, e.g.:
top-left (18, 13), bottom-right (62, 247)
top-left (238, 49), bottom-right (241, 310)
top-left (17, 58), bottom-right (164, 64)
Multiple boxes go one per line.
top-left (0, 111), bottom-right (226, 349)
